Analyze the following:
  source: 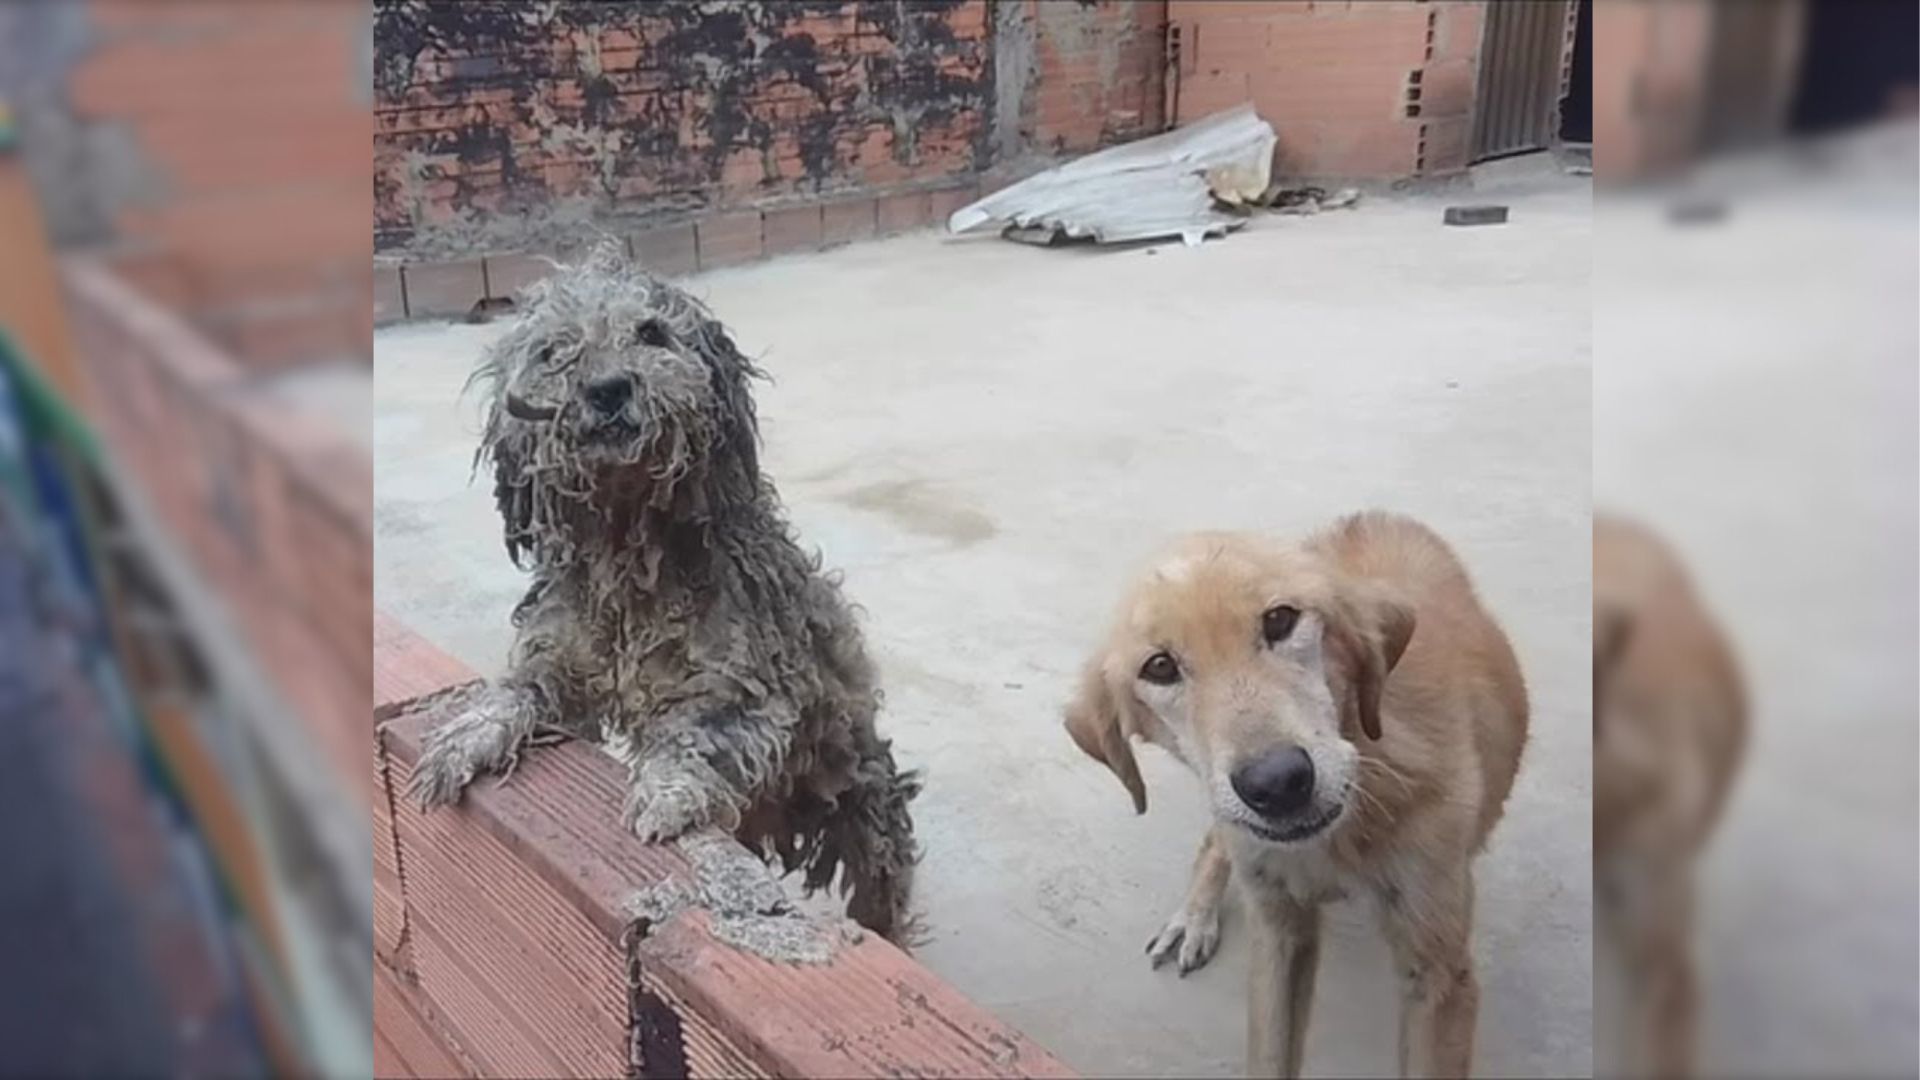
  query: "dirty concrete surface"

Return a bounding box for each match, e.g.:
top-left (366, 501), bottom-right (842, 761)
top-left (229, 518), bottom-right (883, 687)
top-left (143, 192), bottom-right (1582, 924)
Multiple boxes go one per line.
top-left (1593, 123), bottom-right (1918, 1078)
top-left (375, 172), bottom-right (1592, 1077)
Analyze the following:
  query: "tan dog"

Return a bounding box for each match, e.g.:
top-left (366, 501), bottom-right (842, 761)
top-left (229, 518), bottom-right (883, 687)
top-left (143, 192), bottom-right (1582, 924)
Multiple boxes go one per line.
top-left (1064, 511), bottom-right (1528, 1078)
top-left (1593, 513), bottom-right (1746, 1079)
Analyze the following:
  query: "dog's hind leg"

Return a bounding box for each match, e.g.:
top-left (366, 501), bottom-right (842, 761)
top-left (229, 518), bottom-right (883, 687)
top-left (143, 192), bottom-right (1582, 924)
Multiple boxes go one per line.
top-left (408, 682), bottom-right (549, 808)
top-left (1382, 868), bottom-right (1478, 1079)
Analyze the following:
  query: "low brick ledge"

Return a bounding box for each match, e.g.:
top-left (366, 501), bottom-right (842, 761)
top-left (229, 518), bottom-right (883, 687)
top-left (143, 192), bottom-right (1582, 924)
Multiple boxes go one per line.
top-left (373, 610), bottom-right (1075, 1079)
top-left (374, 179), bottom-right (986, 326)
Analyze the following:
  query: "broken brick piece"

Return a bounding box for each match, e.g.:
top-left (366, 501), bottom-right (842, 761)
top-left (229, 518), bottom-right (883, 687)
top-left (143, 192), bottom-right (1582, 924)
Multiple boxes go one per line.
top-left (1443, 205), bottom-right (1509, 226)
top-left (1667, 198), bottom-right (1729, 225)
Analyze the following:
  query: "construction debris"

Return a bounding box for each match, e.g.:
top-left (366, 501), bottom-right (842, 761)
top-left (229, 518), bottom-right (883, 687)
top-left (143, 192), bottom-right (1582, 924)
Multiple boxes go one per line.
top-left (628, 828), bottom-right (856, 966)
top-left (1232, 184), bottom-right (1362, 215)
top-left (1204, 159), bottom-right (1271, 207)
top-left (947, 104), bottom-right (1277, 247)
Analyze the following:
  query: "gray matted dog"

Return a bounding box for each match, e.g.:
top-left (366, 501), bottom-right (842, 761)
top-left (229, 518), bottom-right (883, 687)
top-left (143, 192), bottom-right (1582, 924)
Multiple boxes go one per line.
top-left (405, 241), bottom-right (919, 942)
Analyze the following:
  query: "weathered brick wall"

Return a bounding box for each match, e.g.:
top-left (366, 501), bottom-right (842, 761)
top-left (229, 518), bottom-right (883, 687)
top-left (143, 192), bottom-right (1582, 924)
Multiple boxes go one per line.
top-left (373, 1), bottom-right (1003, 259)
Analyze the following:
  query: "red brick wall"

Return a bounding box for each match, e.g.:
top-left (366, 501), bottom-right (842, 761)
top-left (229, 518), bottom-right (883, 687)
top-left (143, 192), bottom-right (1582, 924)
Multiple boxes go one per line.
top-left (373, 1), bottom-right (997, 259)
top-left (59, 1), bottom-right (371, 370)
top-left (1171, 1), bottom-right (1490, 180)
top-left (371, 617), bottom-right (1077, 1079)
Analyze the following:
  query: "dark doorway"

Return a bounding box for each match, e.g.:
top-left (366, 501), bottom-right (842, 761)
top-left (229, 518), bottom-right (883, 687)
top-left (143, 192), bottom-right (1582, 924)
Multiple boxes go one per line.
top-left (1559, 0), bottom-right (1592, 143)
top-left (1789, 0), bottom-right (1920, 134)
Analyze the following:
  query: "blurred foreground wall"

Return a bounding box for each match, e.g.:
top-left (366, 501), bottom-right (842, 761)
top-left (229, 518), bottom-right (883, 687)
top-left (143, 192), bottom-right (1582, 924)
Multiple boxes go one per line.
top-left (1, 1), bottom-right (372, 1076)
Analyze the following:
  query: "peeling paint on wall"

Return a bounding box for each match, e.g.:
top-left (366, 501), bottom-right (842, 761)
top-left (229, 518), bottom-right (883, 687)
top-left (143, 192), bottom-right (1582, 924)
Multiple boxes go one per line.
top-left (992, 0), bottom-right (1039, 168)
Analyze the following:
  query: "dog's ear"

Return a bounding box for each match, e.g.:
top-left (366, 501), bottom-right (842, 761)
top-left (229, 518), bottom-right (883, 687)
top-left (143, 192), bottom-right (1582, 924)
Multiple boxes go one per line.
top-left (1328, 582), bottom-right (1416, 741)
top-left (695, 319), bottom-right (764, 466)
top-left (486, 420), bottom-right (536, 569)
top-left (1063, 659), bottom-right (1148, 814)
top-left (1592, 601), bottom-right (1632, 732)
top-left (1594, 602), bottom-right (1632, 672)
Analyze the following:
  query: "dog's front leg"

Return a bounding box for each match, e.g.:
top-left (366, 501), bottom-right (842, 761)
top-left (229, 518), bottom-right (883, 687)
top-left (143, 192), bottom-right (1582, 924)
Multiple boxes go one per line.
top-left (1382, 871), bottom-right (1478, 1079)
top-left (1148, 825), bottom-right (1231, 975)
top-left (407, 681), bottom-right (552, 808)
top-left (623, 703), bottom-right (791, 843)
top-left (1608, 860), bottom-right (1698, 1079)
top-left (1246, 889), bottom-right (1322, 1079)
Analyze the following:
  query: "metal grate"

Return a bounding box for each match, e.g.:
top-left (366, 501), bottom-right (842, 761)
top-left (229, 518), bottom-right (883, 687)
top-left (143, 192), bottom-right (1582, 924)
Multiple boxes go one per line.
top-left (1471, 0), bottom-right (1575, 161)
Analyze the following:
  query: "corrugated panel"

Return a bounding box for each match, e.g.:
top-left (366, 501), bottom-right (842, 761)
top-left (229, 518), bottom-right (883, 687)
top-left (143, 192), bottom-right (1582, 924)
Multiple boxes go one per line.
top-left (947, 104), bottom-right (1274, 246)
top-left (1472, 0), bottom-right (1574, 161)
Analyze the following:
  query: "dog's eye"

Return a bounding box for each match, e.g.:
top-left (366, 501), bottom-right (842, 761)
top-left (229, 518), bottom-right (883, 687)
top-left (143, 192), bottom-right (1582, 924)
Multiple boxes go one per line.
top-left (633, 319), bottom-right (671, 348)
top-left (1262, 605), bottom-right (1300, 644)
top-left (1139, 652), bottom-right (1181, 685)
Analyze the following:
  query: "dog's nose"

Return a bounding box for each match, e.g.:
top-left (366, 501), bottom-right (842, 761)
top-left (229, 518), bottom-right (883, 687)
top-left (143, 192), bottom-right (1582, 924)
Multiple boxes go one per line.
top-left (584, 375), bottom-right (632, 416)
top-left (1231, 747), bottom-right (1315, 818)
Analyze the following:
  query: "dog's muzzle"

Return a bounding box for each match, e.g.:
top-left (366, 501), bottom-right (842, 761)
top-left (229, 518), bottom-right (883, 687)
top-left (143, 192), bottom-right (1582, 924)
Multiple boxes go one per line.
top-left (505, 394), bottom-right (558, 421)
top-left (1236, 801), bottom-right (1343, 844)
top-left (1228, 746), bottom-right (1345, 844)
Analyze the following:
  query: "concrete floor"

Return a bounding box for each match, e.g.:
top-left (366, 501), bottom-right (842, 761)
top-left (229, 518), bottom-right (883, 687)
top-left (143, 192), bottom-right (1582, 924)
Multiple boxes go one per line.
top-left (1593, 123), bottom-right (1918, 1077)
top-left (375, 174), bottom-right (1593, 1077)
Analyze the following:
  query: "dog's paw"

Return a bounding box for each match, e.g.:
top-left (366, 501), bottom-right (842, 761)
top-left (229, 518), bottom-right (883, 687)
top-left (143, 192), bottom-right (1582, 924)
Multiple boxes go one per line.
top-left (1146, 903), bottom-right (1222, 976)
top-left (407, 693), bottom-right (527, 809)
top-left (409, 733), bottom-right (480, 809)
top-left (629, 789), bottom-right (707, 844)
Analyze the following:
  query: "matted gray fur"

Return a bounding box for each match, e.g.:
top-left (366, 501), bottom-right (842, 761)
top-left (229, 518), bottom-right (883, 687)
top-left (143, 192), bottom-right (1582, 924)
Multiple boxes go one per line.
top-left (406, 240), bottom-right (920, 942)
